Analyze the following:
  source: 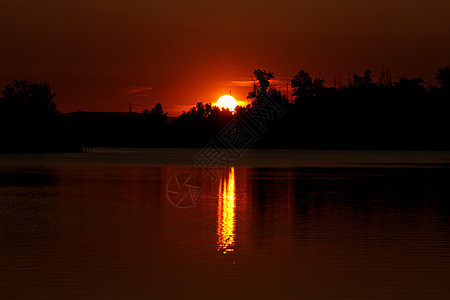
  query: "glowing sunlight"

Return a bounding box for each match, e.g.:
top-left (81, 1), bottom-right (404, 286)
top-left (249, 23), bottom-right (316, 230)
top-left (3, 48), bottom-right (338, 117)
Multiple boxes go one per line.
top-left (217, 167), bottom-right (236, 254)
top-left (216, 95), bottom-right (238, 111)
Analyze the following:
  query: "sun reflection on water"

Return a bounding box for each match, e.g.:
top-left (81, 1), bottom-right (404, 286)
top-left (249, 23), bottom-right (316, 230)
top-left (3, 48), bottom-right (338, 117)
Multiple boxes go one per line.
top-left (217, 167), bottom-right (236, 254)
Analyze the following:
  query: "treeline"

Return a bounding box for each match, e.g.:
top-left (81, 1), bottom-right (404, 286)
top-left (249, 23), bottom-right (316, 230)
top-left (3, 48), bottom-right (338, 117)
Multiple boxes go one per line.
top-left (244, 66), bottom-right (450, 150)
top-left (0, 80), bottom-right (81, 152)
top-left (1, 66), bottom-right (449, 152)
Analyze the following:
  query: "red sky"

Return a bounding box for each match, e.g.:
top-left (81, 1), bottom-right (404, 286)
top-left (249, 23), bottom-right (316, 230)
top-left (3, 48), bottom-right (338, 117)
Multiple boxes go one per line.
top-left (1, 0), bottom-right (449, 116)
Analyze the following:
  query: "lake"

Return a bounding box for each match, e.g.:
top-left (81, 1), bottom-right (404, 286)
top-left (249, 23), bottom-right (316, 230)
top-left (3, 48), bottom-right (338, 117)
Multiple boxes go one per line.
top-left (1, 149), bottom-right (450, 299)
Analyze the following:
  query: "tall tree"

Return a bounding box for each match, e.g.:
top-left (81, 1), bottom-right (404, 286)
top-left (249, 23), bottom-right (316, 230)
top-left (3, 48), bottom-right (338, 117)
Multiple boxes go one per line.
top-left (291, 70), bottom-right (313, 99)
top-left (248, 69), bottom-right (275, 101)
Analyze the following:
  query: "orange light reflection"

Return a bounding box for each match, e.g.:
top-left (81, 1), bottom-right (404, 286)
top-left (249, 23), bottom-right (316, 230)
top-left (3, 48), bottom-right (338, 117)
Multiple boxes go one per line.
top-left (217, 167), bottom-right (236, 254)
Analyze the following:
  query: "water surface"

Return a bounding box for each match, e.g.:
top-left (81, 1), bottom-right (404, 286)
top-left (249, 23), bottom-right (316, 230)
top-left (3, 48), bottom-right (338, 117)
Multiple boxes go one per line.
top-left (1, 149), bottom-right (450, 299)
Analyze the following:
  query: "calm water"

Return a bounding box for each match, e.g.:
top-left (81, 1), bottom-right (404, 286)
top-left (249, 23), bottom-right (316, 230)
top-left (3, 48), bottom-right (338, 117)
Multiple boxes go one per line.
top-left (1, 149), bottom-right (450, 299)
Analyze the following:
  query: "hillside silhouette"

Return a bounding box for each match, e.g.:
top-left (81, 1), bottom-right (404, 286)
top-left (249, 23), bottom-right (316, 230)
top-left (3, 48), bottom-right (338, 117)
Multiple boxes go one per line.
top-left (1, 66), bottom-right (450, 152)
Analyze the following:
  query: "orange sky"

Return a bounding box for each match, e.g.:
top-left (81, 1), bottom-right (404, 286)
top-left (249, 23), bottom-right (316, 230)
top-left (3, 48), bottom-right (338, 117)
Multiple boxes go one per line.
top-left (1, 0), bottom-right (449, 116)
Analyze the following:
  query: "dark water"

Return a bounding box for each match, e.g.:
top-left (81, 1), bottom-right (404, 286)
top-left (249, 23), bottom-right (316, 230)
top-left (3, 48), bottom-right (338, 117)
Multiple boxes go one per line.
top-left (1, 149), bottom-right (450, 299)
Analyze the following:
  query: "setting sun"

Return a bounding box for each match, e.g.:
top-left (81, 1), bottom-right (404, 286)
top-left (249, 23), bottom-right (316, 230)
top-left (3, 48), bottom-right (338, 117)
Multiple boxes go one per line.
top-left (216, 95), bottom-right (238, 111)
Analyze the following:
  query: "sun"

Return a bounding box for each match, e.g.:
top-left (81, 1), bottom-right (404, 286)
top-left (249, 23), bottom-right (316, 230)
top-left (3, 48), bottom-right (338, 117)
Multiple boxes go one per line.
top-left (216, 95), bottom-right (238, 111)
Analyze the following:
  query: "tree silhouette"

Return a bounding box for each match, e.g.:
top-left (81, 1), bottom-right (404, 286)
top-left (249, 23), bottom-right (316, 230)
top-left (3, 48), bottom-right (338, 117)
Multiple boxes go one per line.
top-left (352, 70), bottom-right (373, 88)
top-left (142, 102), bottom-right (167, 123)
top-left (178, 102), bottom-right (209, 120)
top-left (312, 77), bottom-right (325, 97)
top-left (395, 77), bottom-right (425, 90)
top-left (246, 69), bottom-right (289, 109)
top-left (291, 70), bottom-right (313, 99)
top-left (0, 80), bottom-right (84, 152)
top-left (436, 66), bottom-right (450, 96)
top-left (3, 66), bottom-right (450, 152)
top-left (0, 80), bottom-right (58, 120)
top-left (248, 69), bottom-right (275, 101)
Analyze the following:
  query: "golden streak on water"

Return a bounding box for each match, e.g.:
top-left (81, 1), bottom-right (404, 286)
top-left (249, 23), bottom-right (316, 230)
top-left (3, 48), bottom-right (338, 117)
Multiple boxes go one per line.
top-left (217, 167), bottom-right (236, 254)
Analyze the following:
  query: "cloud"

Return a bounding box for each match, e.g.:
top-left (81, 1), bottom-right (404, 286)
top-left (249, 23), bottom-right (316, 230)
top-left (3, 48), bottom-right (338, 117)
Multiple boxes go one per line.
top-left (224, 79), bottom-right (288, 88)
top-left (224, 80), bottom-right (255, 87)
top-left (124, 86), bottom-right (153, 96)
